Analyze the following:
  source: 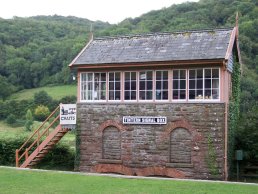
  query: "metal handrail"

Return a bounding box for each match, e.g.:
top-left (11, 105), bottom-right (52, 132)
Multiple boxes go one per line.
top-left (16, 105), bottom-right (60, 167)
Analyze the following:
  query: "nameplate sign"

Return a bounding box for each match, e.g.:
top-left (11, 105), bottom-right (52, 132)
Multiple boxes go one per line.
top-left (123, 116), bottom-right (167, 125)
top-left (60, 104), bottom-right (76, 125)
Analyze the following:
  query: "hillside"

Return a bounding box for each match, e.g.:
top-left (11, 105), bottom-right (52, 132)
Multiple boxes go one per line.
top-left (0, 15), bottom-right (110, 92)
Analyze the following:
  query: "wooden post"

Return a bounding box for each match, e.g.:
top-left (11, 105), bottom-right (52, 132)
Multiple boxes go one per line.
top-left (25, 148), bottom-right (29, 160)
top-left (15, 149), bottom-right (19, 167)
top-left (37, 130), bottom-right (40, 151)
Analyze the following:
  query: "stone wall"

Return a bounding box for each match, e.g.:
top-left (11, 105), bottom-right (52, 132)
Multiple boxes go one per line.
top-left (76, 103), bottom-right (225, 180)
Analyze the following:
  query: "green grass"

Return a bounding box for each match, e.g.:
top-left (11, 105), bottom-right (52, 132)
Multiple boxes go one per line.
top-left (9, 85), bottom-right (77, 100)
top-left (0, 167), bottom-right (257, 194)
top-left (0, 121), bottom-right (28, 139)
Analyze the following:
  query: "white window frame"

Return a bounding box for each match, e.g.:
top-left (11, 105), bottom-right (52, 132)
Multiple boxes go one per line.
top-left (139, 70), bottom-right (154, 102)
top-left (108, 72), bottom-right (121, 102)
top-left (172, 69), bottom-right (187, 102)
top-left (80, 72), bottom-right (107, 102)
top-left (124, 71), bottom-right (137, 102)
top-left (155, 70), bottom-right (169, 101)
top-left (188, 68), bottom-right (220, 102)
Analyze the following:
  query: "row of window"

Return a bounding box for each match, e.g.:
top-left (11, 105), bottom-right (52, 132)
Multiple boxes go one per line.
top-left (80, 68), bottom-right (220, 102)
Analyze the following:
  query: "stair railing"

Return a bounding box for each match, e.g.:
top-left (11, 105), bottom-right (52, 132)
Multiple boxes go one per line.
top-left (16, 105), bottom-right (60, 167)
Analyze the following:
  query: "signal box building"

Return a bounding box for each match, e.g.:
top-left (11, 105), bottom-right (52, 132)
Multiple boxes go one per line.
top-left (69, 26), bottom-right (241, 180)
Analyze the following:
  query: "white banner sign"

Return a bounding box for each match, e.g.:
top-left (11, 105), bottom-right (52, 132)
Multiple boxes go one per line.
top-left (123, 116), bottom-right (167, 125)
top-left (60, 104), bottom-right (77, 125)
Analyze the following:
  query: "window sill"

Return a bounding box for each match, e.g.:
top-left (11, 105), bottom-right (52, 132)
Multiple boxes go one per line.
top-left (99, 159), bottom-right (122, 164)
top-left (166, 163), bottom-right (193, 168)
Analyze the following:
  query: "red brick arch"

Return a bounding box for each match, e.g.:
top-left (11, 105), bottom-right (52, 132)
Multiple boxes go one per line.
top-left (97, 120), bottom-right (128, 132)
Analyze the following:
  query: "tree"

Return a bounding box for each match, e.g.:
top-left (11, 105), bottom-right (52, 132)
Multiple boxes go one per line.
top-left (0, 75), bottom-right (15, 101)
top-left (34, 105), bottom-right (50, 121)
top-left (34, 90), bottom-right (53, 107)
top-left (25, 109), bottom-right (33, 131)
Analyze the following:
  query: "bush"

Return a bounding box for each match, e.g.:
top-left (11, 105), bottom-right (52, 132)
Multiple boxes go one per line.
top-left (6, 114), bottom-right (16, 125)
top-left (34, 91), bottom-right (53, 107)
top-left (0, 135), bottom-right (75, 170)
top-left (0, 135), bottom-right (28, 166)
top-left (34, 105), bottom-right (50, 121)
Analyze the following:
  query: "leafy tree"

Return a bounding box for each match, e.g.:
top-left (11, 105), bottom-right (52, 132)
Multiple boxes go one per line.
top-left (0, 75), bottom-right (15, 101)
top-left (6, 114), bottom-right (16, 125)
top-left (25, 109), bottom-right (33, 131)
top-left (34, 105), bottom-right (50, 121)
top-left (34, 91), bottom-right (53, 107)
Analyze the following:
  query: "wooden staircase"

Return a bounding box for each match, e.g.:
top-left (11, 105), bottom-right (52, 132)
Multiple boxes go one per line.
top-left (16, 105), bottom-right (69, 168)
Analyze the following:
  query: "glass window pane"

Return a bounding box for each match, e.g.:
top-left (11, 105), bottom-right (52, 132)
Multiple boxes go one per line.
top-left (139, 91), bottom-right (145, 100)
top-left (197, 80), bottom-right (203, 89)
top-left (163, 71), bottom-right (168, 79)
top-left (140, 72), bottom-right (146, 80)
top-left (189, 90), bottom-right (195, 99)
top-left (163, 91), bottom-right (168, 100)
top-left (212, 89), bottom-right (219, 99)
top-left (212, 69), bottom-right (219, 78)
top-left (146, 91), bottom-right (152, 99)
top-left (189, 80), bottom-right (195, 89)
top-left (179, 90), bottom-right (186, 99)
top-left (131, 72), bottom-right (136, 80)
top-left (147, 71), bottom-right (152, 80)
top-left (101, 73), bottom-right (106, 81)
top-left (156, 81), bottom-right (161, 90)
top-left (115, 82), bottom-right (120, 90)
top-left (147, 81), bottom-right (152, 90)
top-left (115, 72), bottom-right (120, 80)
top-left (115, 91), bottom-right (120, 100)
top-left (180, 80), bottom-right (186, 89)
top-left (124, 82), bottom-right (130, 90)
top-left (125, 72), bottom-right (130, 80)
top-left (163, 81), bottom-right (168, 89)
top-left (140, 81), bottom-right (145, 90)
top-left (131, 91), bottom-right (136, 100)
top-left (173, 90), bottom-right (179, 99)
top-left (124, 91), bottom-right (130, 100)
top-left (180, 70), bottom-right (186, 79)
top-left (109, 82), bottom-right (114, 90)
top-left (131, 81), bottom-right (136, 90)
top-left (109, 73), bottom-right (114, 81)
top-left (173, 80), bottom-right (178, 89)
top-left (87, 73), bottom-right (93, 81)
top-left (197, 90), bottom-right (203, 98)
top-left (212, 79), bottom-right (219, 88)
top-left (204, 89), bottom-right (211, 99)
top-left (173, 70), bottom-right (179, 79)
top-left (109, 91), bottom-right (114, 100)
top-left (205, 69), bottom-right (211, 78)
top-left (156, 90), bottom-right (161, 100)
top-left (205, 79), bottom-right (211, 89)
top-left (197, 69), bottom-right (203, 78)
top-left (156, 71), bottom-right (161, 80)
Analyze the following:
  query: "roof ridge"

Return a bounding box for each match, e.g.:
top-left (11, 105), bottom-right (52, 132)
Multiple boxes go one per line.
top-left (94, 27), bottom-right (234, 40)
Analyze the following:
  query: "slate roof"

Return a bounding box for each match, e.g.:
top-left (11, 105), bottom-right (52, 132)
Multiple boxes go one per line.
top-left (71, 28), bottom-right (233, 66)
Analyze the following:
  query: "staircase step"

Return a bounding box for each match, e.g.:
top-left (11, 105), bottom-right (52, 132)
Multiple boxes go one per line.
top-left (19, 121), bottom-right (70, 168)
top-left (29, 161), bottom-right (39, 166)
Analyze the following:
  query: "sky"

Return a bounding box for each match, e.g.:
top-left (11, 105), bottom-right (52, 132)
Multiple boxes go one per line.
top-left (0, 0), bottom-right (198, 24)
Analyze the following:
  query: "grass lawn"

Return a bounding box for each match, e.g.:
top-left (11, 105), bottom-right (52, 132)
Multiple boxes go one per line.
top-left (0, 121), bottom-right (28, 139)
top-left (9, 85), bottom-right (77, 100)
top-left (0, 167), bottom-right (257, 194)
